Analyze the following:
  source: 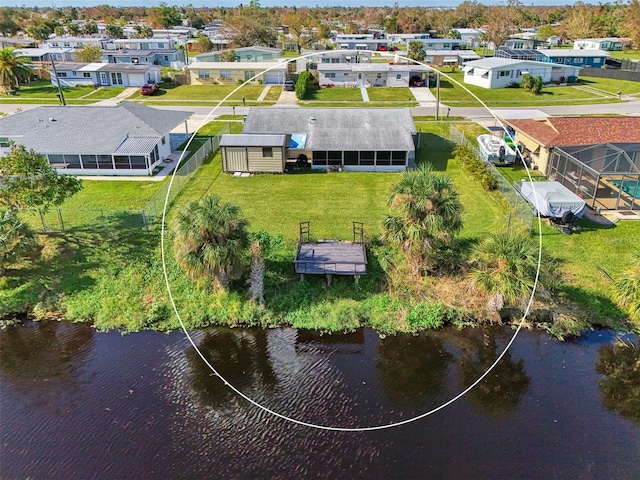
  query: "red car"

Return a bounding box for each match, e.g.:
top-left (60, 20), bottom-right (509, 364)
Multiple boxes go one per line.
top-left (140, 83), bottom-right (160, 95)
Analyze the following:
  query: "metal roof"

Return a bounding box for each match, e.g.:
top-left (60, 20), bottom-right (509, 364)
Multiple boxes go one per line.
top-left (219, 134), bottom-right (287, 147)
top-left (114, 136), bottom-right (161, 154)
top-left (109, 49), bottom-right (179, 56)
top-left (538, 49), bottom-right (610, 58)
top-left (242, 108), bottom-right (416, 151)
top-left (187, 61), bottom-right (287, 71)
top-left (463, 57), bottom-right (553, 69)
top-left (0, 102), bottom-right (191, 155)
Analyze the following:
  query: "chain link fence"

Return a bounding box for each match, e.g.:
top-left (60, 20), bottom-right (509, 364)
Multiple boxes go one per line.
top-left (29, 126), bottom-right (230, 233)
top-left (449, 124), bottom-right (535, 232)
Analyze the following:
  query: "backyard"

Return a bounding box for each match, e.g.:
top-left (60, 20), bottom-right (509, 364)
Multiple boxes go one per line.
top-left (4, 119), bottom-right (639, 334)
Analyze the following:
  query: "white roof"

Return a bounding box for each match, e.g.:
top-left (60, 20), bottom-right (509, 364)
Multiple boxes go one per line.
top-left (538, 49), bottom-right (610, 58)
top-left (187, 61), bottom-right (287, 71)
top-left (463, 57), bottom-right (554, 69)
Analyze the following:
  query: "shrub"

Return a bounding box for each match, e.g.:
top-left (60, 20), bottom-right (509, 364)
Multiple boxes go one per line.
top-left (406, 301), bottom-right (446, 329)
top-left (295, 71), bottom-right (311, 100)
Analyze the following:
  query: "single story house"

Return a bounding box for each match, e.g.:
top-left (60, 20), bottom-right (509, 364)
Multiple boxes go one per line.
top-left (507, 117), bottom-right (640, 211)
top-left (317, 62), bottom-right (430, 87)
top-left (191, 46), bottom-right (282, 63)
top-left (451, 28), bottom-right (484, 48)
top-left (573, 38), bottom-right (624, 51)
top-left (188, 61), bottom-right (288, 85)
top-left (299, 49), bottom-right (372, 72)
top-left (506, 116), bottom-right (640, 175)
top-left (103, 48), bottom-right (185, 67)
top-left (17, 47), bottom-right (76, 63)
top-left (0, 36), bottom-right (36, 48)
top-left (411, 38), bottom-right (465, 51)
top-left (106, 38), bottom-right (178, 51)
top-left (423, 49), bottom-right (480, 66)
top-left (50, 63), bottom-right (161, 87)
top-left (220, 108), bottom-right (417, 173)
top-left (462, 58), bottom-right (580, 89)
top-left (0, 102), bottom-right (192, 176)
top-left (334, 33), bottom-right (388, 51)
top-left (502, 38), bottom-right (541, 50)
top-left (46, 36), bottom-right (110, 49)
top-left (537, 49), bottom-right (609, 68)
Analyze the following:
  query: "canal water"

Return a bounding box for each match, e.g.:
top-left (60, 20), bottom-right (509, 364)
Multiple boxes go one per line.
top-left (1, 321), bottom-right (638, 479)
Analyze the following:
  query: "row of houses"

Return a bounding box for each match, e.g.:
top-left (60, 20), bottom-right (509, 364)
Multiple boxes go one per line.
top-left (1, 103), bottom-right (637, 212)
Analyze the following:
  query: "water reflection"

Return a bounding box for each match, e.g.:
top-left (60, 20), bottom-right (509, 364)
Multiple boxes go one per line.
top-left (186, 328), bottom-right (276, 406)
top-left (456, 327), bottom-right (530, 416)
top-left (595, 337), bottom-right (640, 424)
top-left (376, 333), bottom-right (454, 407)
top-left (0, 321), bottom-right (94, 399)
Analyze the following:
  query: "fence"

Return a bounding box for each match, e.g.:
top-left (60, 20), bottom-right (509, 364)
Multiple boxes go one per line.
top-left (448, 124), bottom-right (535, 232)
top-left (142, 125), bottom-right (229, 223)
top-left (581, 67), bottom-right (640, 82)
top-left (31, 126), bottom-right (229, 233)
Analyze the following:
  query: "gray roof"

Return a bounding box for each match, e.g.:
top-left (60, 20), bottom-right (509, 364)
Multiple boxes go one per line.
top-left (220, 134), bottom-right (287, 147)
top-left (317, 63), bottom-right (428, 72)
top-left (0, 102), bottom-right (191, 155)
top-left (114, 136), bottom-right (161, 154)
top-left (463, 57), bottom-right (553, 69)
top-left (110, 49), bottom-right (179, 56)
top-left (242, 108), bottom-right (416, 151)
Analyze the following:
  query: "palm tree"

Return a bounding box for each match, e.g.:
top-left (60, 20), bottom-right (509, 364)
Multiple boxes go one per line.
top-left (382, 164), bottom-right (463, 275)
top-left (0, 47), bottom-right (33, 93)
top-left (171, 194), bottom-right (250, 289)
top-left (471, 231), bottom-right (552, 311)
top-left (613, 249), bottom-right (640, 326)
top-left (0, 208), bottom-right (36, 276)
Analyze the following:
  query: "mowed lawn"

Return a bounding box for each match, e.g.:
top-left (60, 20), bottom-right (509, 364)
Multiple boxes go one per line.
top-left (132, 83), bottom-right (266, 102)
top-left (432, 71), bottom-right (624, 107)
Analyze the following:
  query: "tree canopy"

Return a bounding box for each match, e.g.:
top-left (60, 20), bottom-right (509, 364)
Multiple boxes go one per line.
top-left (0, 143), bottom-right (82, 213)
top-left (0, 47), bottom-right (32, 93)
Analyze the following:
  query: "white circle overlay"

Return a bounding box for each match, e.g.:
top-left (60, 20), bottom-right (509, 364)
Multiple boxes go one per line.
top-left (160, 50), bottom-right (545, 432)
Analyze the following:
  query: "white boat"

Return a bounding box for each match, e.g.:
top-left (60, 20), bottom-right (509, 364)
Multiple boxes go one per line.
top-left (477, 134), bottom-right (517, 165)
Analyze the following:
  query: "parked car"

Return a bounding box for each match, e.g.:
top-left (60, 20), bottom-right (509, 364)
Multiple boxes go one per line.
top-left (283, 80), bottom-right (295, 91)
top-left (140, 83), bottom-right (160, 95)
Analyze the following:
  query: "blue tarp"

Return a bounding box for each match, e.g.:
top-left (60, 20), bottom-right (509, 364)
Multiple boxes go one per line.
top-left (290, 133), bottom-right (307, 149)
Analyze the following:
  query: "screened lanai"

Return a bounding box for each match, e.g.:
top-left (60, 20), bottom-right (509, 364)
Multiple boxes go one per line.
top-left (547, 143), bottom-right (640, 211)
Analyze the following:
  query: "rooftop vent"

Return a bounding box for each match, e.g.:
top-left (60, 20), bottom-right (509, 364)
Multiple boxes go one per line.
top-left (309, 116), bottom-right (316, 124)
top-left (49, 118), bottom-right (56, 122)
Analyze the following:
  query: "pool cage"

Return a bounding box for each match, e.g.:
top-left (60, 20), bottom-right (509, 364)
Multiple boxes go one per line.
top-left (547, 143), bottom-right (640, 212)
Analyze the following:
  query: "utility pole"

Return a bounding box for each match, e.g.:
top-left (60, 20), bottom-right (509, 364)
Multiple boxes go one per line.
top-left (50, 54), bottom-right (66, 106)
top-left (435, 70), bottom-right (440, 120)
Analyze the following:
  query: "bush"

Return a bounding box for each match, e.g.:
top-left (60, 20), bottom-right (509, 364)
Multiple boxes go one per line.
top-left (295, 71), bottom-right (311, 100)
top-left (453, 144), bottom-right (497, 191)
top-left (406, 301), bottom-right (446, 329)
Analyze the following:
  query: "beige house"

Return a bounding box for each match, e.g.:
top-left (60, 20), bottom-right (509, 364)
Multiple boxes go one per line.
top-left (188, 61), bottom-right (289, 85)
top-left (220, 134), bottom-right (287, 173)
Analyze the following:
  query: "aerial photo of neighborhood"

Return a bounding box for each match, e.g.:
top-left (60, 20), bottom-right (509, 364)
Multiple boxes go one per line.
top-left (1, 1), bottom-right (639, 478)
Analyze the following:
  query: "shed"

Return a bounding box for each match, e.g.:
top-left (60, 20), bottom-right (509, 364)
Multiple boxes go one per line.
top-left (220, 134), bottom-right (288, 173)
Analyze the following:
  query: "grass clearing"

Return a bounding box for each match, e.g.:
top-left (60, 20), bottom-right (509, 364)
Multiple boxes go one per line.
top-left (305, 86), bottom-right (364, 101)
top-left (9, 80), bottom-right (123, 101)
top-left (367, 87), bottom-right (415, 101)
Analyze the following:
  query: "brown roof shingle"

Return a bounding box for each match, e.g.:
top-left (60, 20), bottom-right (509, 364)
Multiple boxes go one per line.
top-left (507, 116), bottom-right (640, 147)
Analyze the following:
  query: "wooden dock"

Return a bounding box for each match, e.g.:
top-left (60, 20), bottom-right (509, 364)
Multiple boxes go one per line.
top-left (294, 241), bottom-right (367, 276)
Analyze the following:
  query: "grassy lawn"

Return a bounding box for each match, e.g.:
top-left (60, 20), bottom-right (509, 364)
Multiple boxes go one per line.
top-left (263, 85), bottom-right (284, 102)
top-left (608, 50), bottom-right (640, 60)
top-left (578, 76), bottom-right (640, 95)
top-left (299, 101), bottom-right (417, 108)
top-left (367, 87), bottom-right (415, 101)
top-left (131, 83), bottom-right (265, 101)
top-left (305, 86), bottom-right (364, 101)
top-left (5, 80), bottom-right (124, 102)
top-left (432, 71), bottom-right (626, 107)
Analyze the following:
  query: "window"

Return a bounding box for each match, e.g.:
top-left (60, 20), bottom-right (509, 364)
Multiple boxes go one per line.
top-left (376, 72), bottom-right (382, 79)
top-left (343, 151), bottom-right (358, 166)
top-left (245, 71), bottom-right (256, 81)
top-left (392, 151), bottom-right (406, 166)
top-left (81, 154), bottom-right (98, 169)
top-left (499, 70), bottom-right (510, 77)
top-left (331, 58), bottom-right (340, 63)
top-left (326, 72), bottom-right (336, 79)
top-left (263, 54), bottom-right (272, 60)
top-left (0, 137), bottom-right (9, 147)
top-left (360, 151), bottom-right (374, 166)
top-left (83, 72), bottom-right (91, 78)
top-left (467, 68), bottom-right (475, 75)
top-left (376, 151), bottom-right (391, 166)
top-left (110, 72), bottom-right (123, 85)
top-left (198, 70), bottom-right (210, 79)
top-left (130, 156), bottom-right (146, 169)
top-left (114, 155), bottom-right (130, 169)
top-left (220, 70), bottom-right (232, 79)
top-left (574, 57), bottom-right (584, 64)
top-left (98, 155), bottom-right (113, 169)
top-left (64, 154), bottom-right (81, 169)
top-left (312, 151), bottom-right (327, 166)
top-left (57, 72), bottom-right (68, 78)
top-left (328, 151), bottom-right (342, 166)
top-left (48, 154), bottom-right (65, 167)
top-left (262, 147), bottom-right (273, 157)
top-left (396, 74), bottom-right (402, 79)
top-left (344, 72), bottom-right (349, 76)
top-left (162, 136), bottom-right (166, 145)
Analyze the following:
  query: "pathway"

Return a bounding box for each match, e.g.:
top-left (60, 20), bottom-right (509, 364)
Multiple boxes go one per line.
top-left (360, 87), bottom-right (369, 102)
top-left (93, 87), bottom-right (138, 106)
top-left (256, 85), bottom-right (271, 101)
top-left (409, 86), bottom-right (438, 107)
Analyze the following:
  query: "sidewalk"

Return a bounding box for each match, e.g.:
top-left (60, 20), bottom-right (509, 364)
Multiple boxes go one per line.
top-left (409, 87), bottom-right (439, 107)
top-left (93, 87), bottom-right (138, 106)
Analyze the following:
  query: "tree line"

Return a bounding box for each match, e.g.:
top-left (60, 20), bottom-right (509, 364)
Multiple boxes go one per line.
top-left (1, 1), bottom-right (639, 51)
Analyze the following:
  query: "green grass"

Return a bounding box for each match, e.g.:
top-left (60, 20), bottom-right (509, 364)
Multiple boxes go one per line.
top-left (432, 71), bottom-right (626, 107)
top-left (367, 87), bottom-right (415, 101)
top-left (263, 85), bottom-right (284, 102)
top-left (305, 86), bottom-right (364, 101)
top-left (578, 76), bottom-right (640, 96)
top-left (133, 83), bottom-right (265, 101)
top-left (608, 50), bottom-right (640, 60)
top-left (8, 80), bottom-right (123, 101)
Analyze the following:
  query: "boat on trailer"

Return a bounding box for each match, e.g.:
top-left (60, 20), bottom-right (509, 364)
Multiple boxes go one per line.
top-left (477, 134), bottom-right (517, 165)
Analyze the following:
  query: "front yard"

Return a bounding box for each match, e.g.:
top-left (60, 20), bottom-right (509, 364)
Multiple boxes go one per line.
top-left (1, 80), bottom-right (124, 105)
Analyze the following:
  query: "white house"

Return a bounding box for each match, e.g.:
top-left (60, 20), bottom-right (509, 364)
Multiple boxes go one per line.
top-left (46, 36), bottom-right (109, 49)
top-left (573, 38), bottom-right (624, 51)
top-left (317, 62), bottom-right (430, 87)
top-left (0, 103), bottom-right (192, 176)
top-left (50, 62), bottom-right (161, 87)
top-left (463, 58), bottom-right (580, 89)
top-left (191, 46), bottom-right (282, 63)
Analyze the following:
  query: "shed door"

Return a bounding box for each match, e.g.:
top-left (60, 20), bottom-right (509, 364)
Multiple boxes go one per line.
top-left (225, 147), bottom-right (248, 172)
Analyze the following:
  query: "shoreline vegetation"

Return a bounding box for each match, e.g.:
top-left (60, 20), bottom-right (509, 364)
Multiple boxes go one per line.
top-left (2, 120), bottom-right (639, 341)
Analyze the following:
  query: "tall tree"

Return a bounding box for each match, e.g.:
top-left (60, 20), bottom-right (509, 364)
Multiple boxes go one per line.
top-left (153, 3), bottom-right (182, 29)
top-left (483, 5), bottom-right (515, 49)
top-left (281, 9), bottom-right (321, 53)
top-left (623, 0), bottom-right (640, 49)
top-left (0, 9), bottom-right (21, 37)
top-left (407, 40), bottom-right (426, 62)
top-left (0, 144), bottom-right (82, 213)
top-left (0, 47), bottom-right (32, 93)
top-left (74, 45), bottom-right (103, 63)
top-left (191, 34), bottom-right (213, 54)
top-left (82, 21), bottom-right (98, 35)
top-left (171, 194), bottom-right (250, 289)
top-left (105, 22), bottom-right (124, 38)
top-left (134, 24), bottom-right (154, 39)
top-left (564, 2), bottom-right (600, 40)
top-left (382, 165), bottom-right (463, 275)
